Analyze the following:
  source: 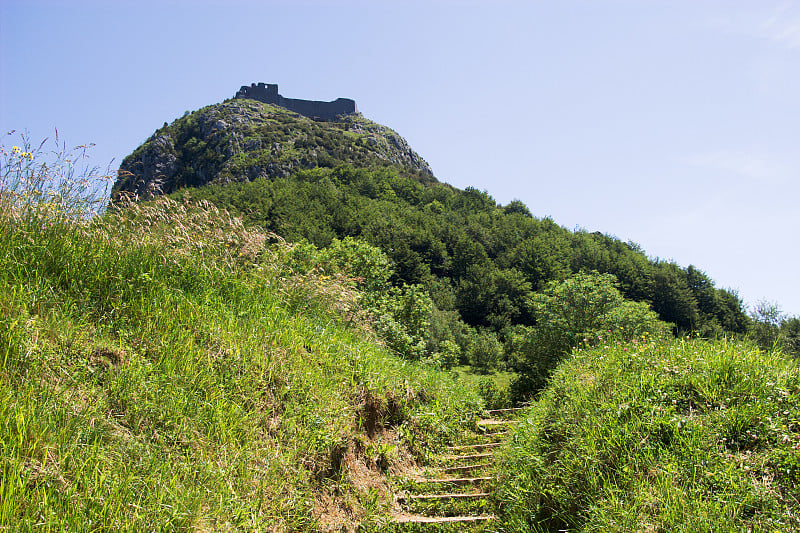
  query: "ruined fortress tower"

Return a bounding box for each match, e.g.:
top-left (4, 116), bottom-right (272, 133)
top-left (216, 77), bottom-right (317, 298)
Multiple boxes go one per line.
top-left (234, 83), bottom-right (357, 121)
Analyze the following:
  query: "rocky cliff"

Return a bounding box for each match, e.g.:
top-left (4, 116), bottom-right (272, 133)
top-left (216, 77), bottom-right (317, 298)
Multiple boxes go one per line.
top-left (113, 99), bottom-right (434, 198)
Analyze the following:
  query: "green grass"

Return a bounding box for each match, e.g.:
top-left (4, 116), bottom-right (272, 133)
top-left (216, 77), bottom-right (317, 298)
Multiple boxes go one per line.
top-left (0, 194), bottom-right (483, 531)
top-left (450, 366), bottom-right (515, 410)
top-left (494, 336), bottom-right (800, 532)
top-left (451, 367), bottom-right (515, 391)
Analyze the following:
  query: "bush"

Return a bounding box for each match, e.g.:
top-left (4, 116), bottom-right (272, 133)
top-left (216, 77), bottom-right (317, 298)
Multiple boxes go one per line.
top-left (283, 236), bottom-right (435, 360)
top-left (466, 330), bottom-right (504, 374)
top-left (477, 377), bottom-right (510, 410)
top-left (510, 271), bottom-right (670, 400)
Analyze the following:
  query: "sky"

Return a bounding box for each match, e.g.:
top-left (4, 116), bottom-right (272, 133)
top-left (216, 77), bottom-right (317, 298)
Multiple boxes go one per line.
top-left (2, 0), bottom-right (798, 317)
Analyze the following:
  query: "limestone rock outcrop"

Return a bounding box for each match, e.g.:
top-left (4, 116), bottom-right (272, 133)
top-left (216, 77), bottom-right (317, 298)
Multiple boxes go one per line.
top-left (113, 95), bottom-right (434, 198)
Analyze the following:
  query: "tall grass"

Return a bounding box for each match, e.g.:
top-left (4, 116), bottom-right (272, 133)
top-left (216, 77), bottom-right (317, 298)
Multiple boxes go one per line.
top-left (0, 136), bottom-right (483, 531)
top-left (1, 131), bottom-right (111, 225)
top-left (495, 336), bottom-right (800, 532)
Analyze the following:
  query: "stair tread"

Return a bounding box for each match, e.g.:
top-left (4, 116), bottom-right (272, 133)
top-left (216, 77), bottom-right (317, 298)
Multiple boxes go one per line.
top-left (442, 453), bottom-right (494, 461)
top-left (393, 514), bottom-right (495, 523)
top-left (414, 476), bottom-right (492, 483)
top-left (390, 409), bottom-right (524, 525)
top-left (446, 442), bottom-right (502, 451)
top-left (444, 463), bottom-right (492, 472)
top-left (477, 419), bottom-right (518, 426)
top-left (485, 407), bottom-right (525, 415)
top-left (402, 492), bottom-right (491, 501)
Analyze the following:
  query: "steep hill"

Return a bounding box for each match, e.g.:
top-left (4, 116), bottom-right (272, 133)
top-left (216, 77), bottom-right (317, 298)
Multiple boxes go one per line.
top-left (112, 98), bottom-right (434, 199)
top-left (112, 92), bottom-right (753, 400)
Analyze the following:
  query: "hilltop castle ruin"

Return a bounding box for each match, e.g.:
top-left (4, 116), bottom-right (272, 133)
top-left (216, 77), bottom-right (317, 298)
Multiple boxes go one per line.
top-left (234, 83), bottom-right (357, 121)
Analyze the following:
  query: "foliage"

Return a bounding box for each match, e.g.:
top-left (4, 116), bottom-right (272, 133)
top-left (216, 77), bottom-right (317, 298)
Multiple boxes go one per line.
top-left (282, 236), bottom-right (434, 361)
top-left (509, 271), bottom-right (671, 400)
top-left (750, 300), bottom-right (785, 351)
top-left (781, 317), bottom-right (800, 358)
top-left (748, 301), bottom-right (800, 358)
top-left (495, 338), bottom-right (800, 532)
top-left (465, 330), bottom-right (505, 374)
top-left (172, 163), bottom-right (749, 353)
top-left (115, 99), bottom-right (750, 351)
top-left (477, 377), bottom-right (512, 410)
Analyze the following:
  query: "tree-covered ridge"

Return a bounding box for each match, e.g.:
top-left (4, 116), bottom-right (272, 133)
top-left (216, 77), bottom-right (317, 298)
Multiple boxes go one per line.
top-left (112, 99), bottom-right (434, 199)
top-left (178, 164), bottom-right (750, 341)
top-left (113, 98), bottom-right (748, 341)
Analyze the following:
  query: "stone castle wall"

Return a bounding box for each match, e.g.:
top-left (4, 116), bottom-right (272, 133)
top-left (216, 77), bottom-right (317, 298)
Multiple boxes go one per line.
top-left (235, 83), bottom-right (357, 120)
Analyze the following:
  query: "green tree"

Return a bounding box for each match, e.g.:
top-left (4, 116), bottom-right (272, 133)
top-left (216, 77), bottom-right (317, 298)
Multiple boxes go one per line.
top-left (466, 330), bottom-right (504, 374)
top-left (780, 317), bottom-right (800, 357)
top-left (503, 199), bottom-right (532, 217)
top-left (321, 236), bottom-right (392, 293)
top-left (510, 271), bottom-right (669, 400)
top-left (749, 300), bottom-right (784, 351)
top-left (510, 233), bottom-right (570, 289)
top-left (650, 263), bottom-right (700, 331)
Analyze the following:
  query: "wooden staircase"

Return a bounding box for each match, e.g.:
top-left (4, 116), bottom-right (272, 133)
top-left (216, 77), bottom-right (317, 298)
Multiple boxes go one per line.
top-left (389, 408), bottom-right (524, 530)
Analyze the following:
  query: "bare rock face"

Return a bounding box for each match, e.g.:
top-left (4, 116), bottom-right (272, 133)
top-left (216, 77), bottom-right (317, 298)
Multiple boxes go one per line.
top-left (117, 133), bottom-right (178, 198)
top-left (113, 99), bottom-right (434, 199)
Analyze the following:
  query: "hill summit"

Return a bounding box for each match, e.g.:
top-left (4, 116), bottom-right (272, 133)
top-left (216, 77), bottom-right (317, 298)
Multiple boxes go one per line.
top-left (113, 90), bottom-right (433, 198)
top-left (112, 85), bottom-right (753, 360)
top-left (235, 82), bottom-right (357, 120)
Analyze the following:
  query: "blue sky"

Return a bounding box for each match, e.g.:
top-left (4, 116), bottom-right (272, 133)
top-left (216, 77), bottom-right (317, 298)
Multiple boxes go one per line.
top-left (2, 0), bottom-right (799, 317)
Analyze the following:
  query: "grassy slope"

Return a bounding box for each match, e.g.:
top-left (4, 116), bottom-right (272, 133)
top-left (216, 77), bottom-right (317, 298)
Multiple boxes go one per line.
top-left (495, 336), bottom-right (800, 532)
top-left (0, 198), bottom-right (482, 532)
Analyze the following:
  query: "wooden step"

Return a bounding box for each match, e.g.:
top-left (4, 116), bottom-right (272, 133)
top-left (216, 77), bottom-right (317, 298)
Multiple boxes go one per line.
top-left (477, 419), bottom-right (519, 427)
top-left (393, 514), bottom-right (495, 524)
top-left (476, 430), bottom-right (508, 439)
top-left (446, 442), bottom-right (502, 452)
top-left (442, 452), bottom-right (494, 461)
top-left (400, 492), bottom-right (491, 501)
top-left (444, 463), bottom-right (492, 474)
top-left (477, 428), bottom-right (508, 436)
top-left (414, 476), bottom-right (492, 485)
top-left (485, 407), bottom-right (526, 417)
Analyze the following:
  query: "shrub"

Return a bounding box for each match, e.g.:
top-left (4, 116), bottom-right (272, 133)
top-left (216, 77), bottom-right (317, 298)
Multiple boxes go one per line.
top-left (477, 377), bottom-right (511, 410)
top-left (510, 271), bottom-right (670, 400)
